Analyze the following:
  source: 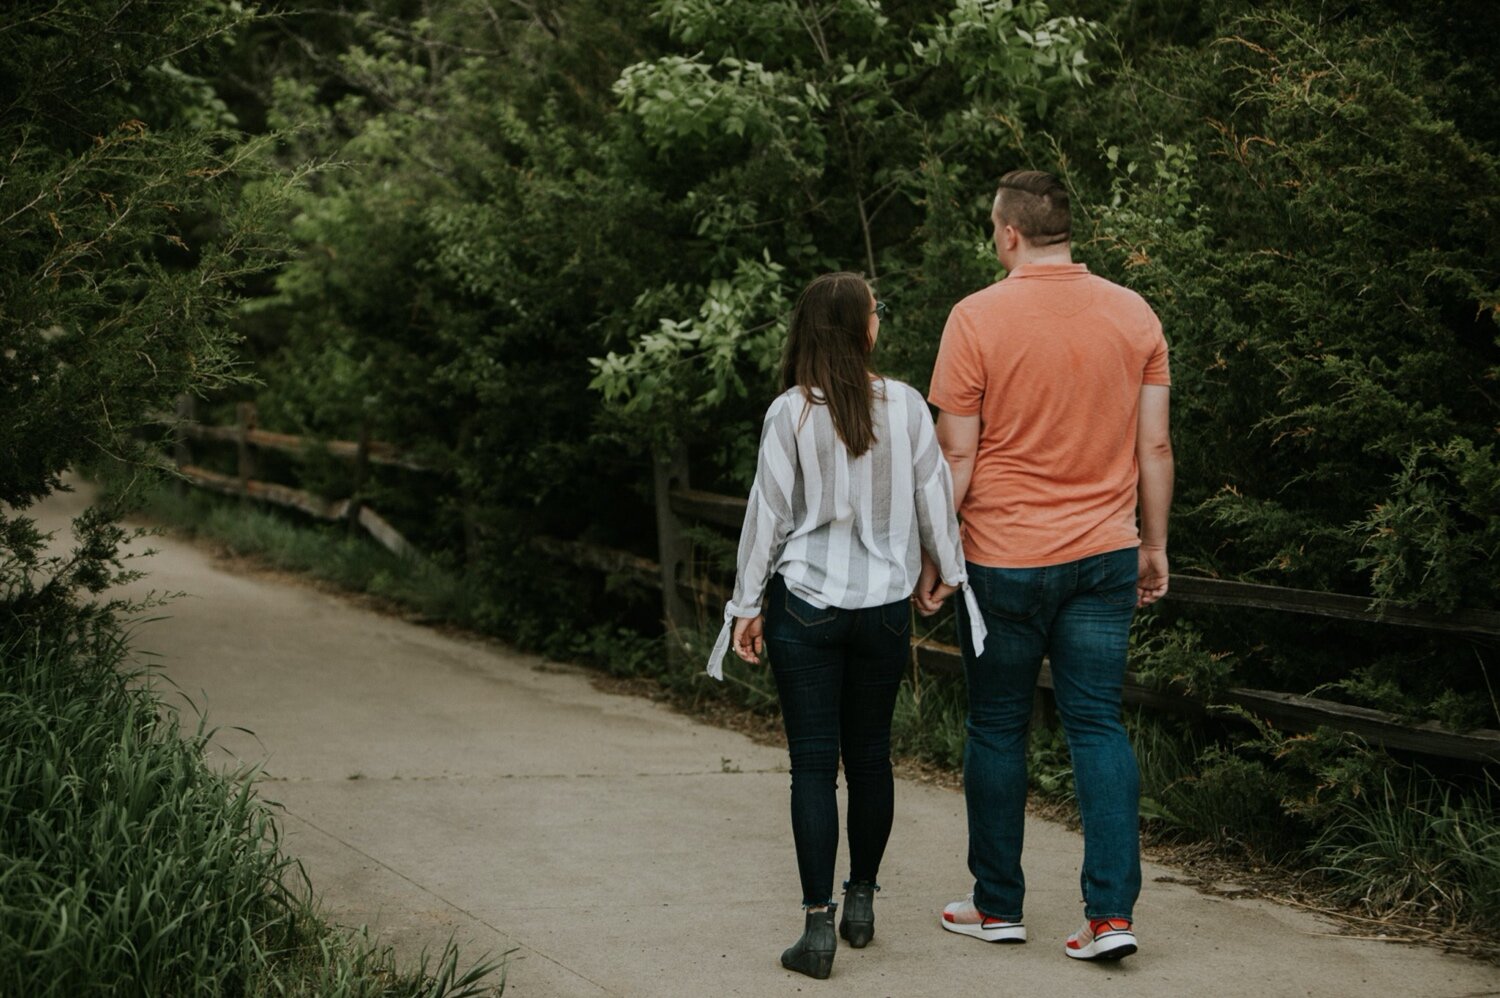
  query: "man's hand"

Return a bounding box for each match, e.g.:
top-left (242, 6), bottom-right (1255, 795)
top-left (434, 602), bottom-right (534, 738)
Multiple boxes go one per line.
top-left (929, 580), bottom-right (959, 612)
top-left (1137, 547), bottom-right (1169, 607)
top-left (732, 614), bottom-right (765, 664)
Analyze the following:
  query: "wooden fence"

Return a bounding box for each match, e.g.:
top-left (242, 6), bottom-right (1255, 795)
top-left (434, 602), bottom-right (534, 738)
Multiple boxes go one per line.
top-left (163, 398), bottom-right (420, 559)
top-left (160, 409), bottom-right (1500, 764)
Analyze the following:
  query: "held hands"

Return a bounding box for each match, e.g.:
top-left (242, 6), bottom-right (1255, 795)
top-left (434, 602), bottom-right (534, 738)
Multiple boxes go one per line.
top-left (1137, 546), bottom-right (1169, 607)
top-left (913, 550), bottom-right (958, 617)
top-left (732, 614), bottom-right (765, 664)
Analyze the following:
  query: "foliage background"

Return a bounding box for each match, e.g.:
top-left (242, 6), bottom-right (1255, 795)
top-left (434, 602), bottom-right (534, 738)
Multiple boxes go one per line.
top-left (10, 0), bottom-right (1496, 934)
top-left (213, 0), bottom-right (1498, 725)
top-left (187, 1), bottom-right (1500, 927)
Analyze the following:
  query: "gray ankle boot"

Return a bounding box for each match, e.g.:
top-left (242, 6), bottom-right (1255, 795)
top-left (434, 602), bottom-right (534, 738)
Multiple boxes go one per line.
top-left (781, 905), bottom-right (837, 979)
top-left (839, 881), bottom-right (877, 948)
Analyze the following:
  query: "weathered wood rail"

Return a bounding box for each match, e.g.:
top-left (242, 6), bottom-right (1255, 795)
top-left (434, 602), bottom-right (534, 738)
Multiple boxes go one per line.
top-left (157, 408), bottom-right (1500, 763)
top-left (158, 399), bottom-right (418, 559)
top-left (170, 412), bottom-right (435, 472)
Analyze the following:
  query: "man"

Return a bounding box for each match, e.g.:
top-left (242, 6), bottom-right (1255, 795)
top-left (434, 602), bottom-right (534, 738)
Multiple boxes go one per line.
top-left (917, 169), bottom-right (1173, 962)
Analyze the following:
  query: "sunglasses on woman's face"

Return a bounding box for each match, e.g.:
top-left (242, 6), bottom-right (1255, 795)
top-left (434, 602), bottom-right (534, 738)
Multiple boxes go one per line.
top-left (872, 300), bottom-right (887, 319)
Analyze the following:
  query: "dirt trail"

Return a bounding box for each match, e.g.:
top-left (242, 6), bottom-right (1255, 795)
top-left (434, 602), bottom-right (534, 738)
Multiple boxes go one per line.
top-left (35, 482), bottom-right (1499, 997)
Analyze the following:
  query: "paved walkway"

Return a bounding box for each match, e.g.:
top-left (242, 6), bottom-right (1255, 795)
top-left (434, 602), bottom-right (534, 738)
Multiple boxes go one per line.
top-left (38, 484), bottom-right (1500, 997)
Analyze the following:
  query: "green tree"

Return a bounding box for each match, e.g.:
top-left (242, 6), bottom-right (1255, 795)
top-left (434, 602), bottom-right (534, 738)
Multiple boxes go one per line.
top-left (1052, 0), bottom-right (1500, 722)
top-left (237, 0), bottom-right (675, 651)
top-left (592, 0), bottom-right (1099, 481)
top-left (0, 0), bottom-right (304, 629)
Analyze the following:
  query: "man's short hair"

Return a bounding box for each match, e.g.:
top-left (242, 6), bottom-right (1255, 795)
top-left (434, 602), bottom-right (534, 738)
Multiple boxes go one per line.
top-left (992, 170), bottom-right (1071, 247)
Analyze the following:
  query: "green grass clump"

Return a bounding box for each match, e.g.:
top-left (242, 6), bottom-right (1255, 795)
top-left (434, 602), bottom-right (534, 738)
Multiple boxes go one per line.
top-left (0, 625), bottom-right (502, 997)
top-left (891, 670), bottom-right (968, 770)
top-left (1310, 770), bottom-right (1500, 929)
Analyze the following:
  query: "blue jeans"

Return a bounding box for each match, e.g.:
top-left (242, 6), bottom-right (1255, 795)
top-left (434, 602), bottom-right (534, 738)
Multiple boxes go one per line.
top-left (764, 574), bottom-right (910, 907)
top-left (956, 547), bottom-right (1141, 922)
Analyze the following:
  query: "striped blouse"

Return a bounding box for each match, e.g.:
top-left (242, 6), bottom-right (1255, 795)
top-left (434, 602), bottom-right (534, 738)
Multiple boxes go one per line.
top-left (707, 378), bottom-right (986, 678)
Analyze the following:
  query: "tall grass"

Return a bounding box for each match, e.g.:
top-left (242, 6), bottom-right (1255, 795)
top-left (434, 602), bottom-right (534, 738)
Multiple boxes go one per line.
top-left (0, 625), bottom-right (503, 996)
top-left (1130, 716), bottom-right (1292, 858)
top-left (891, 668), bottom-right (968, 770)
top-left (1310, 770), bottom-right (1500, 929)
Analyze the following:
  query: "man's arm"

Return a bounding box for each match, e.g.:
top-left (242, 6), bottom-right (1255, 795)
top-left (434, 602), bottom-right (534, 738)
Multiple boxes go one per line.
top-left (936, 411), bottom-right (981, 509)
top-left (915, 411), bottom-right (981, 614)
top-left (1136, 384), bottom-right (1173, 606)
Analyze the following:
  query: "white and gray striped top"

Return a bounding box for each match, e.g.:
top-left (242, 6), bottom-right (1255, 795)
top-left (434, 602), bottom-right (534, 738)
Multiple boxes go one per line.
top-left (707, 378), bottom-right (986, 678)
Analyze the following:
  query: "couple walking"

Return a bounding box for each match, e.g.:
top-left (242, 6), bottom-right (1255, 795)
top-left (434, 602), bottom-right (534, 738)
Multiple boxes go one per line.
top-left (705, 170), bottom-right (1174, 979)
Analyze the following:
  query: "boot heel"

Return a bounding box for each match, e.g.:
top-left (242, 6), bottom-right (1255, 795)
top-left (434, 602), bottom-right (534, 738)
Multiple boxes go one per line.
top-left (781, 905), bottom-right (838, 980)
top-left (839, 882), bottom-right (877, 949)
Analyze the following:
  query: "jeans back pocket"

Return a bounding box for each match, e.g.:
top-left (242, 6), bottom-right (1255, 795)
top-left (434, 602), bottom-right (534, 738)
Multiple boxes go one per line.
top-left (784, 585), bottom-right (837, 627)
top-left (1090, 548), bottom-right (1140, 606)
top-left (973, 565), bottom-right (1044, 621)
top-left (880, 599), bottom-right (912, 638)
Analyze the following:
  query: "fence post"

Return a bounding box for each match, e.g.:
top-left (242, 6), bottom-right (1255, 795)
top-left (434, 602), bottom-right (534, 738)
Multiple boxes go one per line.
top-left (348, 416), bottom-right (371, 536)
top-left (235, 402), bottom-right (257, 502)
top-left (653, 443), bottom-right (694, 649)
top-left (173, 394), bottom-right (195, 496)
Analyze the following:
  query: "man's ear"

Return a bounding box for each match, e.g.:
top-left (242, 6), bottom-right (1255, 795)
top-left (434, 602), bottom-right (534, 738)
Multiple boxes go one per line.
top-left (991, 216), bottom-right (1009, 253)
top-left (993, 220), bottom-right (1020, 257)
top-left (1002, 223), bottom-right (1022, 252)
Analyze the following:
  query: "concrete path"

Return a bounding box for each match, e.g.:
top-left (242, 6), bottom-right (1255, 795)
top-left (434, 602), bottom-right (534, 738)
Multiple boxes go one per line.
top-left (36, 484), bottom-right (1500, 997)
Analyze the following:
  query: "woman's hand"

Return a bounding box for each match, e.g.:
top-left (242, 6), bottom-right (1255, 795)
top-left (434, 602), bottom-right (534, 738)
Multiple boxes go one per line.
top-left (732, 614), bottom-right (766, 664)
top-left (914, 551), bottom-right (958, 616)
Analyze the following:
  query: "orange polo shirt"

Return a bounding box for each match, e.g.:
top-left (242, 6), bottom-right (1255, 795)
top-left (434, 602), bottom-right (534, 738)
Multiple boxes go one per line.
top-left (928, 263), bottom-right (1169, 569)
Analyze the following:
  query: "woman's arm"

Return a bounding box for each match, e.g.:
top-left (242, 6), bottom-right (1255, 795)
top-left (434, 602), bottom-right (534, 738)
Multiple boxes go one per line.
top-left (910, 395), bottom-right (987, 652)
top-left (727, 399), bottom-right (797, 616)
top-left (916, 410), bottom-right (980, 613)
top-left (708, 397), bottom-right (797, 676)
top-left (912, 397), bottom-right (968, 597)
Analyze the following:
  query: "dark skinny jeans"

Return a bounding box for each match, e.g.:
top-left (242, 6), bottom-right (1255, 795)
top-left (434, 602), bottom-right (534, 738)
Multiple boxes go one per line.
top-left (763, 574), bottom-right (910, 907)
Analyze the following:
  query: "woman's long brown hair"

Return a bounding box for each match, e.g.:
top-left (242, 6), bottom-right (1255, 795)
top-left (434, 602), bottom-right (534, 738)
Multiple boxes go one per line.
top-left (781, 272), bottom-right (878, 457)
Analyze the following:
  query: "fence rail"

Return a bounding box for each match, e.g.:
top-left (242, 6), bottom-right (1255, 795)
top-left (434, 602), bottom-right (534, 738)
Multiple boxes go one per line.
top-left (909, 645), bottom-right (1500, 763)
top-left (160, 412), bottom-right (1500, 763)
top-left (169, 418), bottom-right (435, 472)
top-left (159, 400), bottom-right (420, 559)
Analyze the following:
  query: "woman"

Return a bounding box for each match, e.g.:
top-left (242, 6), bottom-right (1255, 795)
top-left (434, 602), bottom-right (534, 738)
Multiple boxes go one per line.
top-left (706, 272), bottom-right (984, 980)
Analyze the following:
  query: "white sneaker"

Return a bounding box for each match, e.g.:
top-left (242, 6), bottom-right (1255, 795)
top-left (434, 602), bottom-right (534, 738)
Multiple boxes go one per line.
top-left (1065, 917), bottom-right (1137, 960)
top-left (939, 895), bottom-right (1026, 943)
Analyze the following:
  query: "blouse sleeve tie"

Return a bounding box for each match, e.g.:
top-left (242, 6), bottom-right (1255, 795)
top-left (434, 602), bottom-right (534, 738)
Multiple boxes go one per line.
top-left (961, 581), bottom-right (987, 657)
top-left (707, 609), bottom-right (734, 681)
